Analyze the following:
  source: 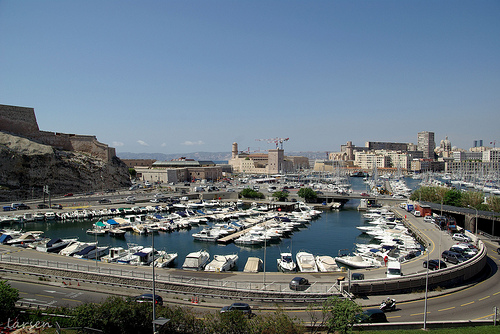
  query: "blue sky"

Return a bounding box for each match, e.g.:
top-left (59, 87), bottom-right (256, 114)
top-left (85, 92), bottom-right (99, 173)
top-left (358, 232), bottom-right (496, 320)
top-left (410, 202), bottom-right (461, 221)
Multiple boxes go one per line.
top-left (1, 1), bottom-right (499, 155)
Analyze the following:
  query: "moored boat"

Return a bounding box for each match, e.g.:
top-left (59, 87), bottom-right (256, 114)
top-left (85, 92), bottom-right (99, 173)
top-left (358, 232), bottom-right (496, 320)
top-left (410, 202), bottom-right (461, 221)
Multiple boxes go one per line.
top-left (277, 252), bottom-right (296, 272)
top-left (296, 251), bottom-right (318, 272)
top-left (182, 250), bottom-right (209, 271)
top-left (315, 255), bottom-right (340, 272)
top-left (244, 257), bottom-right (263, 273)
top-left (204, 253), bottom-right (238, 272)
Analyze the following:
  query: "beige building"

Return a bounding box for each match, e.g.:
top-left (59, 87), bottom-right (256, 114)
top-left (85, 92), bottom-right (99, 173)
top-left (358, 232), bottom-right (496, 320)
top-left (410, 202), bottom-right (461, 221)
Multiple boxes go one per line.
top-left (229, 142), bottom-right (308, 174)
top-left (354, 151), bottom-right (391, 169)
top-left (136, 159), bottom-right (223, 184)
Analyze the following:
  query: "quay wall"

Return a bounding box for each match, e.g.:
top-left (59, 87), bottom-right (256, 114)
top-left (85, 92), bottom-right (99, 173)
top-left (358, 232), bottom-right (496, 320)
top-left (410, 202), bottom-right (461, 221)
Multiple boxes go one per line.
top-left (0, 261), bottom-right (334, 303)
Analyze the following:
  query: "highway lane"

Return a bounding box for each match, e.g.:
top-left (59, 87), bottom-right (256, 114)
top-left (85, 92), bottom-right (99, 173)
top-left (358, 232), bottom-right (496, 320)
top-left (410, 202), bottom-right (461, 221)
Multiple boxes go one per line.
top-left (10, 280), bottom-right (109, 309)
top-left (384, 240), bottom-right (500, 323)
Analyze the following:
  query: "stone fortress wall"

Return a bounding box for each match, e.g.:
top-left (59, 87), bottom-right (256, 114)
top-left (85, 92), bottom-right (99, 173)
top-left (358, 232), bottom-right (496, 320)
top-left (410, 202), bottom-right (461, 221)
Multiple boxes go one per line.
top-left (0, 104), bottom-right (115, 161)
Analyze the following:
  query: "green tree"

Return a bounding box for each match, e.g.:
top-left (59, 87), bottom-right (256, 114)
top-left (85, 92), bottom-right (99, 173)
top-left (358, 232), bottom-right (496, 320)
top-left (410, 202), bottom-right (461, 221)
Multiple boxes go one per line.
top-left (297, 188), bottom-right (318, 203)
top-left (461, 191), bottom-right (484, 208)
top-left (253, 308), bottom-right (303, 334)
top-left (239, 188), bottom-right (264, 199)
top-left (70, 296), bottom-right (152, 334)
top-left (0, 280), bottom-right (19, 321)
top-left (128, 168), bottom-right (137, 179)
top-left (322, 296), bottom-right (362, 334)
top-left (444, 189), bottom-right (462, 207)
top-left (272, 191), bottom-right (289, 201)
top-left (487, 195), bottom-right (500, 213)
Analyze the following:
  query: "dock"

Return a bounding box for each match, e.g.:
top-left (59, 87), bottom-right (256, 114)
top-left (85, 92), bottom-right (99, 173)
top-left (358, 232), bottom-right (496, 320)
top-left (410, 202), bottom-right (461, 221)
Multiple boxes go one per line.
top-left (217, 219), bottom-right (274, 244)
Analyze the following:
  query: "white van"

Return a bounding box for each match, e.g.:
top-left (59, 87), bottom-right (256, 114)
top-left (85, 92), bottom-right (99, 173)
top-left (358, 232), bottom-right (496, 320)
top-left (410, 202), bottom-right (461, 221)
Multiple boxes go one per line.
top-left (386, 261), bottom-right (402, 278)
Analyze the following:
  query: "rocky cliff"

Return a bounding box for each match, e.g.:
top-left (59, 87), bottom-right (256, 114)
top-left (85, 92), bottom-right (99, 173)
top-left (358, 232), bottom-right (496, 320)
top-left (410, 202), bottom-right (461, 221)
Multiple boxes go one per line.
top-left (0, 132), bottom-right (131, 201)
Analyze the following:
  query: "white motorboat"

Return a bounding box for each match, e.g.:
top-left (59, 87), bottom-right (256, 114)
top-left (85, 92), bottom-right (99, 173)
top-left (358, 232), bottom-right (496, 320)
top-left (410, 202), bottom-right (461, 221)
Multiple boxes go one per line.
top-left (277, 252), bottom-right (296, 272)
top-left (315, 255), bottom-right (340, 272)
top-left (59, 241), bottom-right (97, 256)
top-left (101, 246), bottom-right (127, 263)
top-left (192, 227), bottom-right (228, 242)
top-left (182, 250), bottom-right (210, 271)
top-left (116, 244), bottom-right (144, 264)
top-left (234, 233), bottom-right (264, 246)
top-left (335, 255), bottom-right (380, 269)
top-left (86, 228), bottom-right (107, 235)
top-left (153, 252), bottom-right (178, 268)
top-left (33, 212), bottom-right (46, 221)
top-left (108, 228), bottom-right (126, 237)
top-left (244, 257), bottom-right (263, 273)
top-left (296, 251), bottom-right (318, 272)
top-left (36, 237), bottom-right (78, 253)
top-left (73, 245), bottom-right (109, 259)
top-left (131, 224), bottom-right (148, 235)
top-left (44, 211), bottom-right (57, 220)
top-left (128, 247), bottom-right (156, 266)
top-left (6, 232), bottom-right (41, 246)
top-left (204, 254), bottom-right (238, 272)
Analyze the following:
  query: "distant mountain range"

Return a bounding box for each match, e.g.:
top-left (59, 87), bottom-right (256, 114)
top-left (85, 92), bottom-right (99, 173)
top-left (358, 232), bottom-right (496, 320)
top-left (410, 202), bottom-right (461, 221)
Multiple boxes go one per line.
top-left (117, 151), bottom-right (329, 162)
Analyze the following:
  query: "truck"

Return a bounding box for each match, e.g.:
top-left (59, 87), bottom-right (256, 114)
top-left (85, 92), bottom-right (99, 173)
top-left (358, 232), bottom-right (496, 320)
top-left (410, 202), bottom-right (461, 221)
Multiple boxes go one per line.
top-left (386, 261), bottom-right (402, 278)
top-left (405, 203), bottom-right (414, 212)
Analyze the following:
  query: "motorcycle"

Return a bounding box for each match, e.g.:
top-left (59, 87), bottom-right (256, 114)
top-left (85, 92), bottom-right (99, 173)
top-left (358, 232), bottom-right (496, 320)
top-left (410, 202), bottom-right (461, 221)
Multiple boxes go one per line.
top-left (379, 298), bottom-right (396, 312)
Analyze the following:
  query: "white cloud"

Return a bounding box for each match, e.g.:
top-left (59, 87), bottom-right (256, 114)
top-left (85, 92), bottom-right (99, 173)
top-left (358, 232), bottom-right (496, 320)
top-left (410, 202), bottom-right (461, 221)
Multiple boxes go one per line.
top-left (112, 141), bottom-right (124, 147)
top-left (137, 140), bottom-right (149, 146)
top-left (181, 140), bottom-right (205, 146)
top-left (161, 143), bottom-right (167, 147)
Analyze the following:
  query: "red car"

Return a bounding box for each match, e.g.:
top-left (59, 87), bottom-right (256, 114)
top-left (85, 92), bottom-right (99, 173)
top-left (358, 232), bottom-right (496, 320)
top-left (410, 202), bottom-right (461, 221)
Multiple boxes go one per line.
top-left (360, 192), bottom-right (369, 197)
top-left (64, 193), bottom-right (73, 197)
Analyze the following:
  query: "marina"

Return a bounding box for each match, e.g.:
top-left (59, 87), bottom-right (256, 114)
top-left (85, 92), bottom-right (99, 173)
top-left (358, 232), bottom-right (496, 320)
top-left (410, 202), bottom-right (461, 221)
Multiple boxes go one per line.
top-left (0, 177), bottom-right (428, 272)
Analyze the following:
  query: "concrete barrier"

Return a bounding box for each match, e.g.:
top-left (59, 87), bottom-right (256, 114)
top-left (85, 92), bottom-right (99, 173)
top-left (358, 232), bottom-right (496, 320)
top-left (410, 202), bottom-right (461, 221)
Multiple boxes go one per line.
top-left (343, 240), bottom-right (487, 295)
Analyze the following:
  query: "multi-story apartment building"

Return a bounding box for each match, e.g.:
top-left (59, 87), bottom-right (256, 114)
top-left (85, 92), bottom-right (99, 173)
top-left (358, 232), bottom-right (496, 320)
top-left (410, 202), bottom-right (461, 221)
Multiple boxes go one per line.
top-left (354, 151), bottom-right (391, 169)
top-left (417, 131), bottom-right (435, 159)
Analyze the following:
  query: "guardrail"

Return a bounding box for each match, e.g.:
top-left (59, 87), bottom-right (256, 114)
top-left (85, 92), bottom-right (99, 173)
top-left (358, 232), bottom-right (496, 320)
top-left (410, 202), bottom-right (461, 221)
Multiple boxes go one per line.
top-left (0, 254), bottom-right (340, 301)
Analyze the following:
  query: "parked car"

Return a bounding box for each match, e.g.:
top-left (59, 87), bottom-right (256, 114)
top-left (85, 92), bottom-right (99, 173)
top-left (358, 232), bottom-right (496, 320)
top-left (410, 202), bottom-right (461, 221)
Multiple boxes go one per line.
top-left (289, 277), bottom-right (309, 291)
top-left (351, 273), bottom-right (365, 280)
top-left (11, 203), bottom-right (30, 210)
top-left (423, 259), bottom-right (447, 270)
top-left (441, 250), bottom-right (466, 264)
top-left (37, 203), bottom-right (49, 209)
top-left (51, 204), bottom-right (63, 210)
top-left (423, 216), bottom-right (433, 223)
top-left (449, 245), bottom-right (476, 258)
top-left (355, 309), bottom-right (388, 323)
top-left (98, 198), bottom-right (111, 204)
top-left (220, 302), bottom-right (252, 317)
top-left (64, 193), bottom-right (73, 197)
top-left (134, 293), bottom-right (163, 306)
top-left (452, 233), bottom-right (471, 243)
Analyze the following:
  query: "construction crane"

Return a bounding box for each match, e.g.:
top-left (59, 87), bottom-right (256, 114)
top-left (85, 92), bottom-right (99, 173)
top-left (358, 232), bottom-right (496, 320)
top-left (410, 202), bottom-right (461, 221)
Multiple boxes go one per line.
top-left (255, 137), bottom-right (290, 149)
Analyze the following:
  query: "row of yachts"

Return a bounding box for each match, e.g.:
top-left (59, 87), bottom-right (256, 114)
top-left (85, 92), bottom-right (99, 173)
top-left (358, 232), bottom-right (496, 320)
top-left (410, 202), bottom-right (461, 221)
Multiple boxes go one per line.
top-left (0, 199), bottom-right (245, 224)
top-left (334, 207), bottom-right (422, 269)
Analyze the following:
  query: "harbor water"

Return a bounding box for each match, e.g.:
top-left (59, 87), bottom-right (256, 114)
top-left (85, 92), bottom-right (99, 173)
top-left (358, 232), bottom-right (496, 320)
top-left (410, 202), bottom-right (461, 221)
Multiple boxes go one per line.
top-left (18, 177), bottom-right (421, 272)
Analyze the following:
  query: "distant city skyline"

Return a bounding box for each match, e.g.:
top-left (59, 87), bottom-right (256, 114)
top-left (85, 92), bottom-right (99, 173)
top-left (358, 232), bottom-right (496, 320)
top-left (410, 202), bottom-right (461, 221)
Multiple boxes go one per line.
top-left (1, 1), bottom-right (498, 154)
